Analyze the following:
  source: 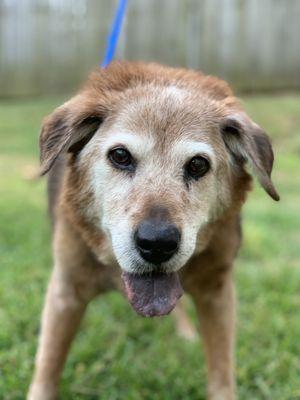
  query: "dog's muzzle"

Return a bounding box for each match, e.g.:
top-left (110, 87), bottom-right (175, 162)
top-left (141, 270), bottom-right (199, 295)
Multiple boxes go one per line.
top-left (121, 218), bottom-right (183, 317)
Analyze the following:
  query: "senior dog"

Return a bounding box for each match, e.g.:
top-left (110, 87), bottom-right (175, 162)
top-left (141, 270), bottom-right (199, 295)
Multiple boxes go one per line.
top-left (28, 62), bottom-right (279, 400)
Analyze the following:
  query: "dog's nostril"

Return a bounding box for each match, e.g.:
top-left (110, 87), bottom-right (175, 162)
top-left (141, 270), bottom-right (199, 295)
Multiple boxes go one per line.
top-left (137, 236), bottom-right (178, 252)
top-left (137, 238), bottom-right (154, 251)
top-left (134, 221), bottom-right (181, 264)
top-left (163, 238), bottom-right (179, 253)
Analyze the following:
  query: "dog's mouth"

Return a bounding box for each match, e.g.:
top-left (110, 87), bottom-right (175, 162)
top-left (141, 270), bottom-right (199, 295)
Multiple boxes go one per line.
top-left (121, 271), bottom-right (183, 317)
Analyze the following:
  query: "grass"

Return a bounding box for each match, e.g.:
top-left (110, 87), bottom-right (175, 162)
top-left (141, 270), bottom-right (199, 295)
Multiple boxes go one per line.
top-left (0, 94), bottom-right (300, 399)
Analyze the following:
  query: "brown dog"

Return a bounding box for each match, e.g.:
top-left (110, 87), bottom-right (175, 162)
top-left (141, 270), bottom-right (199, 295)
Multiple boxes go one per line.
top-left (28, 62), bottom-right (279, 400)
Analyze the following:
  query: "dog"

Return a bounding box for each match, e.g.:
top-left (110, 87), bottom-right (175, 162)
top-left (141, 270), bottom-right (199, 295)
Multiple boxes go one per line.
top-left (27, 61), bottom-right (279, 400)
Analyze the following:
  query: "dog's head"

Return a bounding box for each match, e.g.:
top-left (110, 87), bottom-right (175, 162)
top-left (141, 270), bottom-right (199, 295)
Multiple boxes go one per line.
top-left (40, 62), bottom-right (279, 316)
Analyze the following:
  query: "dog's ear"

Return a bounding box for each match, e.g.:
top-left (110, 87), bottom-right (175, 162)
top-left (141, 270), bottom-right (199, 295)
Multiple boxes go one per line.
top-left (39, 94), bottom-right (106, 175)
top-left (221, 112), bottom-right (280, 201)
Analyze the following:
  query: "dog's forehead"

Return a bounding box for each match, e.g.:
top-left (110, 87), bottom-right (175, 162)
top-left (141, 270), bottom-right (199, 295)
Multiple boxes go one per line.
top-left (113, 83), bottom-right (220, 142)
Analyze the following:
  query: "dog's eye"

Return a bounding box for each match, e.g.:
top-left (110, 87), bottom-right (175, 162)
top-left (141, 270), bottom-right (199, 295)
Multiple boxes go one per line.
top-left (186, 156), bottom-right (210, 179)
top-left (108, 147), bottom-right (134, 170)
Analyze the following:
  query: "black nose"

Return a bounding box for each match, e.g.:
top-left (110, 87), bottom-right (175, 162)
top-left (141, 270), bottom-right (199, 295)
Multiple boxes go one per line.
top-left (134, 220), bottom-right (181, 265)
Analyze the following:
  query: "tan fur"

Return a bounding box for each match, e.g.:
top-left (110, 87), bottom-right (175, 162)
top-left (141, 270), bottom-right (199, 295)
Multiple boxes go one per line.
top-left (28, 62), bottom-right (279, 400)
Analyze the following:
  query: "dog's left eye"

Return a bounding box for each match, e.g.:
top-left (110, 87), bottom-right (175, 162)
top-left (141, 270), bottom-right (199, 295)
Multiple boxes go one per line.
top-left (186, 156), bottom-right (210, 179)
top-left (108, 147), bottom-right (134, 171)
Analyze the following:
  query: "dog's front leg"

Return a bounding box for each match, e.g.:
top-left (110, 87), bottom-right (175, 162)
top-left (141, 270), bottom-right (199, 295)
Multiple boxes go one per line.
top-left (27, 266), bottom-right (95, 400)
top-left (191, 270), bottom-right (236, 400)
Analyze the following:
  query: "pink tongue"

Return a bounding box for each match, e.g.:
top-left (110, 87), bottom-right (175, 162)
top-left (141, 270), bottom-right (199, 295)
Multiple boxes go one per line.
top-left (122, 271), bottom-right (183, 317)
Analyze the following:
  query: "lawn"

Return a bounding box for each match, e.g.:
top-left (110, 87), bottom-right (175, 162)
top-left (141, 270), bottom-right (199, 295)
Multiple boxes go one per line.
top-left (0, 94), bottom-right (300, 400)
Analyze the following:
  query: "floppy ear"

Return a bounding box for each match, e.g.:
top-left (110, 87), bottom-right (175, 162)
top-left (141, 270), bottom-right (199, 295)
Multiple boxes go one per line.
top-left (221, 112), bottom-right (280, 201)
top-left (39, 94), bottom-right (106, 175)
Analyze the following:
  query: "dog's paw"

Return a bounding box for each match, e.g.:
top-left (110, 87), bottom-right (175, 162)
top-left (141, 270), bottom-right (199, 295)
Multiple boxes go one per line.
top-left (176, 322), bottom-right (198, 341)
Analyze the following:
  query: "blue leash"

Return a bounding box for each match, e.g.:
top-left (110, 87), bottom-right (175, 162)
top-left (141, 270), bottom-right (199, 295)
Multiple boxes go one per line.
top-left (101, 0), bottom-right (128, 68)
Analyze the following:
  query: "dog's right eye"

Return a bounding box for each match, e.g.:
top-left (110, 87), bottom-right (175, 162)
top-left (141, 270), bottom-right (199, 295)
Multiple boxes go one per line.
top-left (108, 147), bottom-right (135, 171)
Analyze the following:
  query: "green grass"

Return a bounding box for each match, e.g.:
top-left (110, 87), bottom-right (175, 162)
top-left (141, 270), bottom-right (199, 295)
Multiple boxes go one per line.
top-left (1, 94), bottom-right (300, 399)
